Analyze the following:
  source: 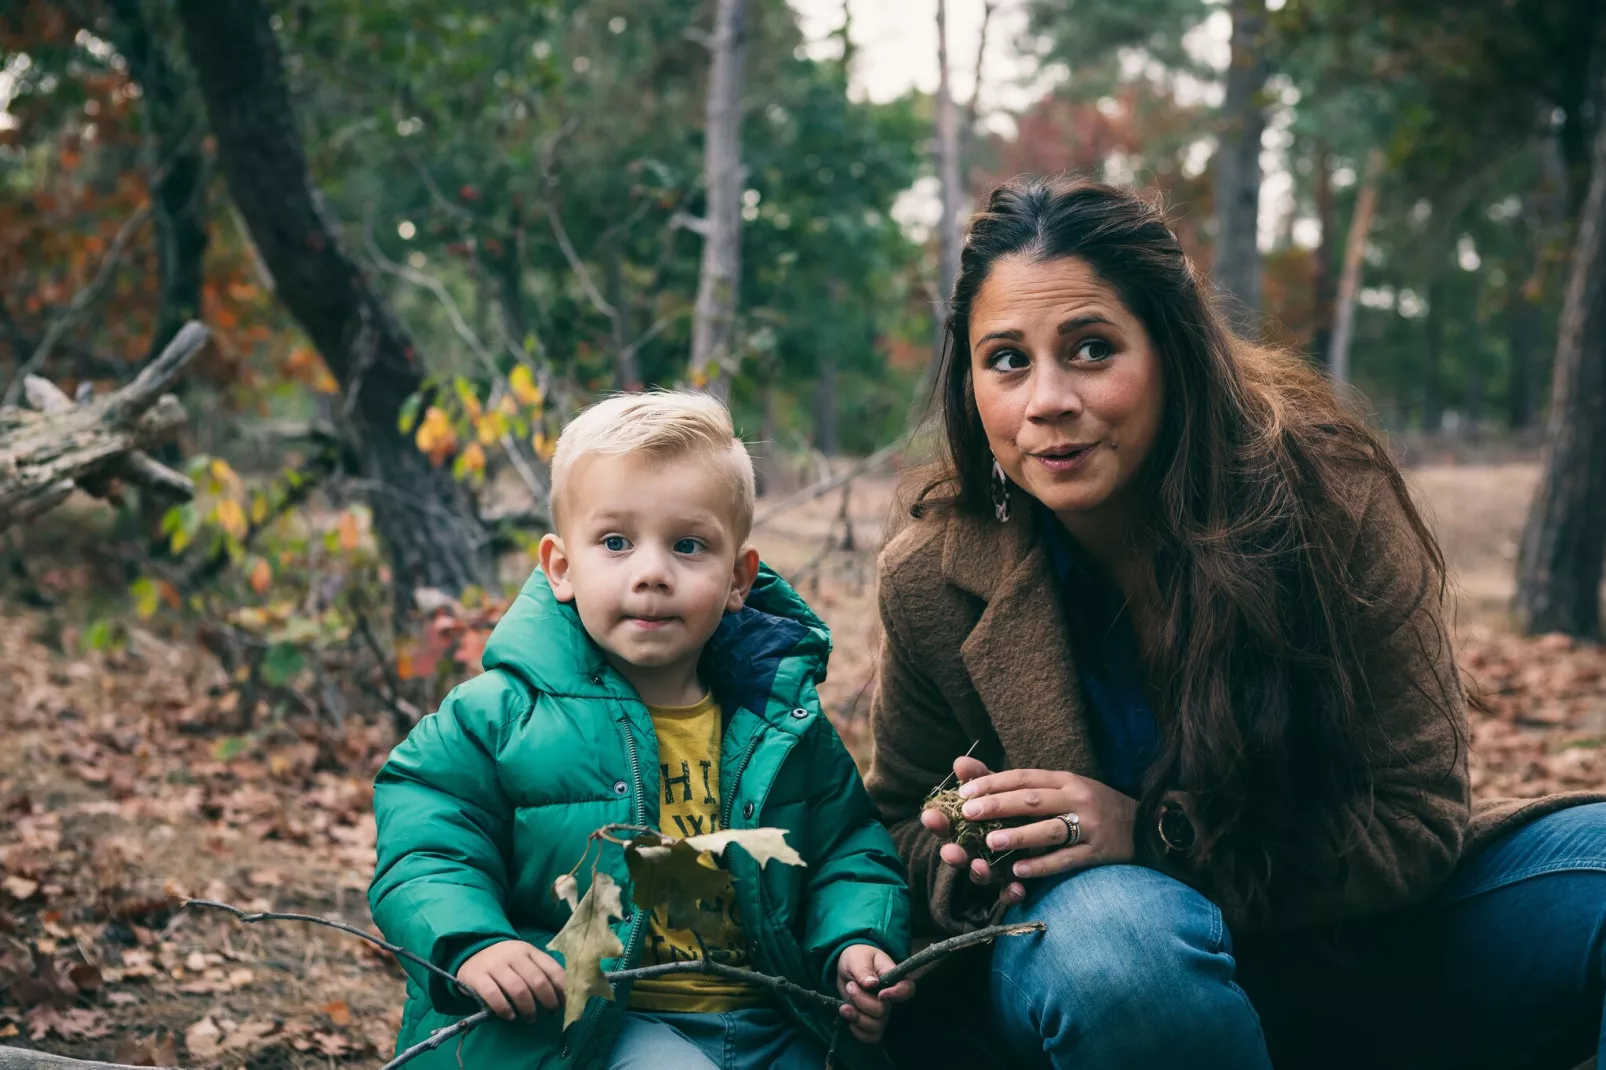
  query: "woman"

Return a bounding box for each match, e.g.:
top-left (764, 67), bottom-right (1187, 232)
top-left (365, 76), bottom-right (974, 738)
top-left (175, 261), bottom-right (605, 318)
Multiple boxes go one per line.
top-left (867, 175), bottom-right (1605, 1069)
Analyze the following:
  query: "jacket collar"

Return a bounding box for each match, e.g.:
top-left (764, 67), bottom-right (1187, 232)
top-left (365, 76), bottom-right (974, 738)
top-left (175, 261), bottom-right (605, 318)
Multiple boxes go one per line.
top-left (940, 508), bottom-right (1104, 780)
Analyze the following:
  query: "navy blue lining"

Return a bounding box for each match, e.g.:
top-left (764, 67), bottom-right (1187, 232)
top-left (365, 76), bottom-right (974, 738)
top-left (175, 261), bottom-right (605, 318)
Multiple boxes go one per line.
top-left (1036, 507), bottom-right (1158, 798)
top-left (699, 606), bottom-right (809, 720)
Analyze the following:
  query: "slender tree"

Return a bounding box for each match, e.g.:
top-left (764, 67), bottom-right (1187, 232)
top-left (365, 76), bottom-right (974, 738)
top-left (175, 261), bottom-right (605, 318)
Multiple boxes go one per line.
top-left (1211, 0), bottom-right (1268, 325)
top-left (688, 0), bottom-right (750, 402)
top-left (174, 0), bottom-right (489, 602)
top-left (932, 0), bottom-right (963, 367)
top-left (1514, 71), bottom-right (1606, 638)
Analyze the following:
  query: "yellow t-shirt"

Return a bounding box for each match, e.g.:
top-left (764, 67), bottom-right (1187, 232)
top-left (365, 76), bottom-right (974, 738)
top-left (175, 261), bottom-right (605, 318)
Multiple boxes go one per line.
top-left (629, 694), bottom-right (765, 1013)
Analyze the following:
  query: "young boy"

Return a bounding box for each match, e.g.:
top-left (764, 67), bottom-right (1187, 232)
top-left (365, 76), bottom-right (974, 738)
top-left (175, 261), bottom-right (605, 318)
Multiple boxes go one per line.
top-left (369, 392), bottom-right (911, 1070)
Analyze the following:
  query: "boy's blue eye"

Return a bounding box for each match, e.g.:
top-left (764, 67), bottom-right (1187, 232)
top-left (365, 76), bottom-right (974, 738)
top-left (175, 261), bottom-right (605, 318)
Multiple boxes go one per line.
top-left (603, 535), bottom-right (629, 552)
top-left (674, 538), bottom-right (703, 555)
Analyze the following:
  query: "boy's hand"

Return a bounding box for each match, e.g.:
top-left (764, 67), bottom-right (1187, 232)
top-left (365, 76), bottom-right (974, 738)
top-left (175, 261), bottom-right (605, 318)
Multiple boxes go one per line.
top-left (456, 940), bottom-right (566, 1021)
top-left (834, 943), bottom-right (914, 1044)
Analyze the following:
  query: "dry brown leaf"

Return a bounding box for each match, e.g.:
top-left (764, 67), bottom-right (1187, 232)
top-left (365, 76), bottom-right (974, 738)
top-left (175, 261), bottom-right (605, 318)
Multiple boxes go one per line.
top-left (548, 870), bottom-right (625, 1030)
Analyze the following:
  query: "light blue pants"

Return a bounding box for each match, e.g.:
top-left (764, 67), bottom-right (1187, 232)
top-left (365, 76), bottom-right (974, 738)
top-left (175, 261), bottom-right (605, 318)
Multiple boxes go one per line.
top-left (991, 803), bottom-right (1606, 1069)
top-left (607, 1006), bottom-right (824, 1070)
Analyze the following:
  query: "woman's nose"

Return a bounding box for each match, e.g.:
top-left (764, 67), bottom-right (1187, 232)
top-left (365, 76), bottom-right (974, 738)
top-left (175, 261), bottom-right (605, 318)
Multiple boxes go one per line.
top-left (1023, 361), bottom-right (1083, 422)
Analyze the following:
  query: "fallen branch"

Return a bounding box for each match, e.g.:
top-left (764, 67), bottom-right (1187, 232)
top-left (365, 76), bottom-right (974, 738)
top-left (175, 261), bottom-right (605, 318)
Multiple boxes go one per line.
top-left (752, 435), bottom-right (907, 530)
top-left (0, 322), bottom-right (207, 530)
top-left (0, 1050), bottom-right (196, 1070)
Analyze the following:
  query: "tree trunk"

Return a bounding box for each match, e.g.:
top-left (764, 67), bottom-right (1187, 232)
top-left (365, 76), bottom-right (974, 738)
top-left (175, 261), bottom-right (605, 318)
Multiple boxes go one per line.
top-left (1423, 279), bottom-right (1444, 433)
top-left (1211, 0), bottom-right (1268, 327)
top-left (1514, 79), bottom-right (1606, 639)
top-left (607, 241), bottom-right (640, 391)
top-left (1311, 142), bottom-right (1336, 365)
top-left (931, 0), bottom-right (963, 375)
top-left (105, 0), bottom-right (209, 366)
top-left (1507, 282), bottom-right (1540, 431)
top-left (688, 0), bottom-right (749, 403)
top-left (814, 350), bottom-right (839, 457)
top-left (1328, 148), bottom-right (1384, 386)
top-left (958, 0), bottom-right (995, 192)
top-left (174, 0), bottom-right (489, 602)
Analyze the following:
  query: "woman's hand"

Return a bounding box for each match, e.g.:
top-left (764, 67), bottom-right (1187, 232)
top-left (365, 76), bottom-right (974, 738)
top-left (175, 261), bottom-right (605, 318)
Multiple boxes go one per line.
top-left (921, 756), bottom-right (1137, 900)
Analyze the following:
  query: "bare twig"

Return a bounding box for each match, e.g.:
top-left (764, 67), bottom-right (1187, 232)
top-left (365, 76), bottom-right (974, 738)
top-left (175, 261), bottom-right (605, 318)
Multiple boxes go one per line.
top-left (183, 898), bottom-right (478, 1006)
top-left (377, 1009), bottom-right (491, 1070)
top-left (753, 436), bottom-right (906, 529)
top-left (876, 921), bottom-right (1045, 988)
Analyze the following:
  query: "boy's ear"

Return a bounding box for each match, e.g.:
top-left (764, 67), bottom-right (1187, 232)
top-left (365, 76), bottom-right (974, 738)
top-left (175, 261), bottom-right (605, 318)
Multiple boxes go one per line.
top-left (726, 545), bottom-right (761, 612)
top-left (538, 533), bottom-right (576, 603)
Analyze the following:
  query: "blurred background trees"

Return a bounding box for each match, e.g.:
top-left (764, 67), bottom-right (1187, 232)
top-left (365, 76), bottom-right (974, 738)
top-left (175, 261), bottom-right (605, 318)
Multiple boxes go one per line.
top-left (2, 0), bottom-right (1604, 643)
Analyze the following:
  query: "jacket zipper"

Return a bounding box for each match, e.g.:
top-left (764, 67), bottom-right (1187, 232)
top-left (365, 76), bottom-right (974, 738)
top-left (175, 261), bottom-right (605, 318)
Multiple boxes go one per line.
top-left (565, 710), bottom-right (649, 1065)
top-left (720, 726), bottom-right (764, 830)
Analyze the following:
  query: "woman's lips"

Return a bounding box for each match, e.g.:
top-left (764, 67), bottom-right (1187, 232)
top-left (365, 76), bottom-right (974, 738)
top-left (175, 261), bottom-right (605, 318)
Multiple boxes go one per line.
top-left (1030, 444), bottom-right (1097, 473)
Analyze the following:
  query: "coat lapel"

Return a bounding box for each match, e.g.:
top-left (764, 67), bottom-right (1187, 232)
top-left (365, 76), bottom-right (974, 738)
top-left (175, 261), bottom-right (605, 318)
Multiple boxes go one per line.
top-left (943, 511), bottom-right (1105, 781)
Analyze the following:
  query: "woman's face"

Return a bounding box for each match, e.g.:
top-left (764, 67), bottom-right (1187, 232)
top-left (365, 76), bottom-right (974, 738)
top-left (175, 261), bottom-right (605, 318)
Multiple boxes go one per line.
top-left (968, 255), bottom-right (1165, 527)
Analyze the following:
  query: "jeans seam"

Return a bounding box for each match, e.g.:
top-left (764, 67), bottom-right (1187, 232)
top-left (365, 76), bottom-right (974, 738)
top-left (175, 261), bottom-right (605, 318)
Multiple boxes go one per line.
top-left (992, 967), bottom-right (1044, 1057)
top-left (1444, 858), bottom-right (1606, 903)
top-left (720, 1011), bottom-right (735, 1070)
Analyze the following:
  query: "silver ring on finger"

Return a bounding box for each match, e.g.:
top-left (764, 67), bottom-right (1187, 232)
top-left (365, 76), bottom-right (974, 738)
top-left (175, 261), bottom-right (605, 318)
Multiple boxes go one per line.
top-left (1057, 811), bottom-right (1081, 847)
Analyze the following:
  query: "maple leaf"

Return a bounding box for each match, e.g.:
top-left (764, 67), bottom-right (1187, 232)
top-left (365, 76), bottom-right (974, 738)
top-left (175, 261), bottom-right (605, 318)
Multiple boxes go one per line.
top-left (547, 871), bottom-right (624, 1031)
top-left (624, 832), bottom-right (735, 931)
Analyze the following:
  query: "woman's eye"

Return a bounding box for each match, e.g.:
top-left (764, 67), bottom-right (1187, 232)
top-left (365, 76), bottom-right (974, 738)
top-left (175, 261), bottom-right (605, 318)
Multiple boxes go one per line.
top-left (1075, 338), bottom-right (1114, 363)
top-left (987, 348), bottom-right (1030, 372)
top-left (674, 538), bottom-right (704, 555)
top-left (603, 535), bottom-right (630, 552)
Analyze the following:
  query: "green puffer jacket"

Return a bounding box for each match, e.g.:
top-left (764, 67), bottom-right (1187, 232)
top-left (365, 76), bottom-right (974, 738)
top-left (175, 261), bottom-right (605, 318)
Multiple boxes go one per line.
top-left (369, 565), bottom-right (910, 1069)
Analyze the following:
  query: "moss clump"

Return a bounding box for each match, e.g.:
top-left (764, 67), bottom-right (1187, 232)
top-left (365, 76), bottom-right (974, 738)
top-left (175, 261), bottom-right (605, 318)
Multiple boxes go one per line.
top-left (923, 788), bottom-right (1033, 864)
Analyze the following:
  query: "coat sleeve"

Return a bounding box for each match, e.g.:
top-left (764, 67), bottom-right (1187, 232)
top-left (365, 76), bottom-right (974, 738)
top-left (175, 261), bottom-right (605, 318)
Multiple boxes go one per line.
top-left (863, 561), bottom-right (995, 936)
top-left (368, 672), bottom-right (528, 1012)
top-left (797, 711), bottom-right (912, 990)
top-left (1270, 473), bottom-right (1472, 928)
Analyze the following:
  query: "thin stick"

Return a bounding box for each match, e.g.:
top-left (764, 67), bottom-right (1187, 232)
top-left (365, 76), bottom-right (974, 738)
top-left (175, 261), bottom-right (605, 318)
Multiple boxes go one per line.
top-left (184, 899), bottom-right (476, 1005)
top-left (751, 435), bottom-right (906, 529)
top-left (606, 960), bottom-right (841, 1014)
top-left (377, 1009), bottom-right (492, 1070)
top-left (876, 921), bottom-right (1044, 988)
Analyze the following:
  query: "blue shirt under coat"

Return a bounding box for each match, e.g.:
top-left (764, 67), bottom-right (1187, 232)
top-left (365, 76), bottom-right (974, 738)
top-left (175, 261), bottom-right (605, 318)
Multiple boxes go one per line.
top-left (1036, 507), bottom-right (1159, 799)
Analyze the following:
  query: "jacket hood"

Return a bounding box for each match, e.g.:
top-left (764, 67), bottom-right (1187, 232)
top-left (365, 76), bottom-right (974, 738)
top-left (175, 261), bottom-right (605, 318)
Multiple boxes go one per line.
top-left (481, 564), bottom-right (832, 712)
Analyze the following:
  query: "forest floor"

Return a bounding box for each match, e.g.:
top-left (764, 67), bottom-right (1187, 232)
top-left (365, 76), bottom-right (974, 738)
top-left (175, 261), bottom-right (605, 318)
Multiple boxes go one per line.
top-left (1, 463), bottom-right (1604, 1067)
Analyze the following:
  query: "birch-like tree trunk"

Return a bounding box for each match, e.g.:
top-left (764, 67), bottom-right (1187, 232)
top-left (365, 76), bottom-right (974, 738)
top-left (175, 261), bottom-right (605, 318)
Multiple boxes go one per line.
top-left (1211, 0), bottom-right (1268, 325)
top-left (688, 0), bottom-right (749, 403)
top-left (1515, 79), bottom-right (1606, 638)
top-left (1328, 148), bottom-right (1384, 386)
top-left (931, 0), bottom-right (963, 374)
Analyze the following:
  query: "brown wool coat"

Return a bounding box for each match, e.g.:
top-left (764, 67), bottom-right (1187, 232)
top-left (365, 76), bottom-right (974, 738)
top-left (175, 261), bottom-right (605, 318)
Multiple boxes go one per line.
top-left (866, 467), bottom-right (1604, 939)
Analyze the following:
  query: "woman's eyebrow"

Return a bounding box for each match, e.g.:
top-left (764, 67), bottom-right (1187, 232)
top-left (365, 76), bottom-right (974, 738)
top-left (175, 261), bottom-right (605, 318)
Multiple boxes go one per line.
top-left (1058, 314), bottom-right (1113, 334)
top-left (975, 328), bottom-right (1023, 344)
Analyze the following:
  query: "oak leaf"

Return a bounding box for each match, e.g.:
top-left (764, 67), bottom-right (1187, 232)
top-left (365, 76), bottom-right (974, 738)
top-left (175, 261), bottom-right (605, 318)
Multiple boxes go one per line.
top-left (548, 871), bottom-right (624, 1030)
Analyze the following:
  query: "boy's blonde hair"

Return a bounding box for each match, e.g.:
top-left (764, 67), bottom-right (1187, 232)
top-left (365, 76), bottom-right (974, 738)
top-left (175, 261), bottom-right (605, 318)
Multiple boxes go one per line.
top-left (549, 391), bottom-right (756, 541)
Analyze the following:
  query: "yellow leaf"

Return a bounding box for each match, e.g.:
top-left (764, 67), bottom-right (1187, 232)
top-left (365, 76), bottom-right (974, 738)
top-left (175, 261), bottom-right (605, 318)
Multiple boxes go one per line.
top-left (215, 499), bottom-right (247, 540)
top-left (209, 458), bottom-right (242, 495)
top-left (476, 410), bottom-right (504, 446)
top-left (509, 365), bottom-right (543, 407)
top-left (249, 493), bottom-right (268, 525)
top-left (459, 441), bottom-right (486, 479)
top-left (170, 526), bottom-right (191, 554)
top-left (532, 431), bottom-right (554, 462)
top-left (337, 512), bottom-right (361, 551)
top-left (415, 406), bottom-right (456, 466)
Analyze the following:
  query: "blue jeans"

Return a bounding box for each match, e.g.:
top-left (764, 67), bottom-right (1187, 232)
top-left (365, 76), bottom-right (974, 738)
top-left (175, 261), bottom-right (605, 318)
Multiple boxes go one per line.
top-left (607, 1006), bottom-right (824, 1070)
top-left (991, 803), bottom-right (1606, 1069)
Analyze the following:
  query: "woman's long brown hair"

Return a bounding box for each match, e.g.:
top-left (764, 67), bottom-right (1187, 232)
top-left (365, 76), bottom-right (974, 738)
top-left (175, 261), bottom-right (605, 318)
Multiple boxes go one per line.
top-left (915, 175), bottom-right (1460, 923)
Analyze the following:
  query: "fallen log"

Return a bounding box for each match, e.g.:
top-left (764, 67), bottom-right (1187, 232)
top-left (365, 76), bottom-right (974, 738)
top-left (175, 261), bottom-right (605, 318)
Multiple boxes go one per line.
top-left (0, 1050), bottom-right (197, 1070)
top-left (0, 321), bottom-right (206, 530)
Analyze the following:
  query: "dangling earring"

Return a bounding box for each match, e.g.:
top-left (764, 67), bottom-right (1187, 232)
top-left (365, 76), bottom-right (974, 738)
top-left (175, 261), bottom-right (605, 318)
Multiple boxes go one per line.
top-left (990, 455), bottom-right (1011, 523)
